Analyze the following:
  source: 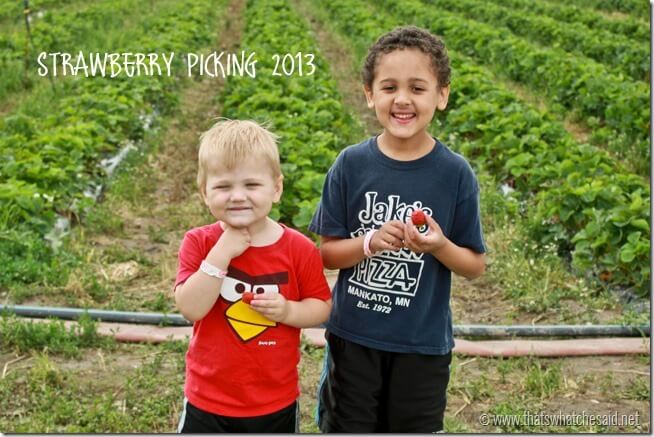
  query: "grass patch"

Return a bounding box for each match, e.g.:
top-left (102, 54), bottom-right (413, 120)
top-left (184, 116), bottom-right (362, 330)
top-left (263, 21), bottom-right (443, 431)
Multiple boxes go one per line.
top-left (524, 361), bottom-right (563, 399)
top-left (104, 152), bottom-right (160, 208)
top-left (611, 309), bottom-right (651, 327)
top-left (0, 313), bottom-right (113, 357)
top-left (0, 343), bottom-right (186, 432)
top-left (144, 292), bottom-right (169, 312)
top-left (623, 376), bottom-right (650, 401)
top-left (83, 207), bottom-right (126, 236)
top-left (298, 342), bottom-right (325, 433)
top-left (486, 223), bottom-right (589, 311)
top-left (447, 354), bottom-right (649, 432)
top-left (101, 245), bottom-right (153, 266)
top-left (444, 415), bottom-right (470, 432)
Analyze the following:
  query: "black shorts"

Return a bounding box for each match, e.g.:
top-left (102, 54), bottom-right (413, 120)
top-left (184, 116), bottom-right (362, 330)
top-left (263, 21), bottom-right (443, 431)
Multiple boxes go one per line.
top-left (177, 398), bottom-right (298, 433)
top-left (317, 331), bottom-right (452, 433)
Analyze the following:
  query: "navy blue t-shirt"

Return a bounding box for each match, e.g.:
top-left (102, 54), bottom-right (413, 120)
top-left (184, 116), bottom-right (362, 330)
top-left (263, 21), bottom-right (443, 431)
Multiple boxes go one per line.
top-left (309, 136), bottom-right (486, 355)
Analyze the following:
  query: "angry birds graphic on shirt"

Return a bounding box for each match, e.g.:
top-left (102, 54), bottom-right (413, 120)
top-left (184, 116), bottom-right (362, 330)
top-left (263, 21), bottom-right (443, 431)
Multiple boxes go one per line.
top-left (219, 266), bottom-right (289, 342)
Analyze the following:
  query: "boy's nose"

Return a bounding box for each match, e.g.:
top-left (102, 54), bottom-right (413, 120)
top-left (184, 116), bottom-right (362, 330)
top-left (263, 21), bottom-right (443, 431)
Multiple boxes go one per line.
top-left (230, 189), bottom-right (247, 201)
top-left (394, 90), bottom-right (411, 105)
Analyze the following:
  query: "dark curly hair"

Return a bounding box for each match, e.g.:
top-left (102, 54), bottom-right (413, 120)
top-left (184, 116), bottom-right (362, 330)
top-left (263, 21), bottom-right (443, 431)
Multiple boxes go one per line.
top-left (362, 26), bottom-right (450, 90)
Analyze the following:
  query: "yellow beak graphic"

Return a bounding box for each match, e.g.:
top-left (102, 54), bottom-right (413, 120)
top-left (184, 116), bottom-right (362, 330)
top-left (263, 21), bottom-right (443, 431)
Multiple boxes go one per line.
top-left (226, 300), bottom-right (276, 341)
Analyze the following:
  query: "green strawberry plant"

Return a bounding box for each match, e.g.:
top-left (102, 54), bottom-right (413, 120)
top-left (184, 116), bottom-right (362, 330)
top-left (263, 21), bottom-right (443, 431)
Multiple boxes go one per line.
top-left (0, 0), bottom-right (224, 288)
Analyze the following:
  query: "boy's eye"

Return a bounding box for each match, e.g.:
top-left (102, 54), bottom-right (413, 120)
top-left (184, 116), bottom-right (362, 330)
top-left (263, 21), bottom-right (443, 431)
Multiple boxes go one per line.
top-left (413, 87), bottom-right (425, 92)
top-left (246, 183), bottom-right (261, 188)
top-left (382, 86), bottom-right (395, 91)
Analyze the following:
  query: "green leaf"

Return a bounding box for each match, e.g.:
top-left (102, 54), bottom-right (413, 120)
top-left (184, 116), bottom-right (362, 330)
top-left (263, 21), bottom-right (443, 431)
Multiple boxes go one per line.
top-left (619, 246), bottom-right (636, 263)
top-left (630, 219), bottom-right (649, 232)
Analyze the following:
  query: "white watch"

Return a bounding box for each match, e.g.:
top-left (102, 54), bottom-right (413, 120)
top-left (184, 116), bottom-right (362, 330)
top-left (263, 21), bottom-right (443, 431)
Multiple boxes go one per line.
top-left (200, 260), bottom-right (228, 279)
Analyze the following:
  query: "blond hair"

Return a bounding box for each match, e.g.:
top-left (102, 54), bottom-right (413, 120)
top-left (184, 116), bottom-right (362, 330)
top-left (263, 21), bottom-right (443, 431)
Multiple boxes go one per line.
top-left (197, 119), bottom-right (281, 190)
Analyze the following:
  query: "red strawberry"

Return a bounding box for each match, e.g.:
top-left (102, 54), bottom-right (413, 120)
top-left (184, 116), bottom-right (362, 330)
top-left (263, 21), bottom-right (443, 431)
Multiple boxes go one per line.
top-left (242, 292), bottom-right (254, 304)
top-left (411, 210), bottom-right (426, 227)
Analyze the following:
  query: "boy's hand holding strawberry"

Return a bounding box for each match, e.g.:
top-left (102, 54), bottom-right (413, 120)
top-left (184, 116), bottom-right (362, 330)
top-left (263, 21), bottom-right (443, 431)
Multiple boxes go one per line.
top-left (248, 292), bottom-right (290, 322)
top-left (369, 220), bottom-right (406, 253)
top-left (404, 211), bottom-right (447, 255)
top-left (366, 213), bottom-right (447, 256)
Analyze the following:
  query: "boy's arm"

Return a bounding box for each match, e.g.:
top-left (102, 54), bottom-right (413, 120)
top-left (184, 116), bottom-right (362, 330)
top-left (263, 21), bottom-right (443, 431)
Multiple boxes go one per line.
top-left (250, 296), bottom-right (332, 328)
top-left (404, 215), bottom-right (485, 279)
top-left (430, 239), bottom-right (485, 279)
top-left (175, 227), bottom-right (250, 322)
top-left (286, 298), bottom-right (332, 328)
top-left (319, 236), bottom-right (366, 269)
top-left (174, 255), bottom-right (229, 322)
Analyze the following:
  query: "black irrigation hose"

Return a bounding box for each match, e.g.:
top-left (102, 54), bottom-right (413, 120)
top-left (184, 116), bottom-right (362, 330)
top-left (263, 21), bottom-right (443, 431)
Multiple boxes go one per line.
top-left (0, 304), bottom-right (650, 337)
top-left (0, 304), bottom-right (191, 327)
top-left (454, 324), bottom-right (650, 338)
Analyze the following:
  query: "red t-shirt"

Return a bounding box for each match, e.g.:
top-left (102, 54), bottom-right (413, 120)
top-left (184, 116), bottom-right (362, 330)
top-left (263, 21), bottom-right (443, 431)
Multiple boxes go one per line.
top-left (175, 222), bottom-right (331, 417)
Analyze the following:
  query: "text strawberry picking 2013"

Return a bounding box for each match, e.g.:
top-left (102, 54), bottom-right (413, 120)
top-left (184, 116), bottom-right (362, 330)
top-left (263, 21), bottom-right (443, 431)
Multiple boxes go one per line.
top-left (36, 51), bottom-right (317, 78)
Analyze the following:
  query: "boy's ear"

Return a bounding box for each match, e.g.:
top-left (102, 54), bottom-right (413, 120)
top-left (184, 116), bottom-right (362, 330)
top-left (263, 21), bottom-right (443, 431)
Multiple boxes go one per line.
top-left (363, 85), bottom-right (375, 109)
top-left (273, 175), bottom-right (284, 203)
top-left (437, 85), bottom-right (450, 111)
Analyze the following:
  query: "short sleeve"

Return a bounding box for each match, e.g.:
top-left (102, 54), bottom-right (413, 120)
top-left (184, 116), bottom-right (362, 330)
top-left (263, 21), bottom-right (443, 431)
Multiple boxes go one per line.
top-left (295, 243), bottom-right (332, 301)
top-left (175, 231), bottom-right (205, 290)
top-left (449, 171), bottom-right (486, 254)
top-left (308, 153), bottom-right (350, 238)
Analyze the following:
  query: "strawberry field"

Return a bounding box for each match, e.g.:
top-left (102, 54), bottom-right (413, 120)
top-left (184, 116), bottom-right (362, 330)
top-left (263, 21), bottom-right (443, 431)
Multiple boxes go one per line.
top-left (0, 0), bottom-right (650, 432)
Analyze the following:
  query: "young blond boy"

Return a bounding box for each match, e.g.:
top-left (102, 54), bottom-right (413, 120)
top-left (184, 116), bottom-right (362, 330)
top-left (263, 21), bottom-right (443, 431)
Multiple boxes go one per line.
top-left (174, 119), bottom-right (332, 433)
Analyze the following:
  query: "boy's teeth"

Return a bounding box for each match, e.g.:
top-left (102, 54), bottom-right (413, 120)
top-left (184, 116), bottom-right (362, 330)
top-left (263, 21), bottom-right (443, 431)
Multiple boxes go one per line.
top-left (394, 113), bottom-right (413, 119)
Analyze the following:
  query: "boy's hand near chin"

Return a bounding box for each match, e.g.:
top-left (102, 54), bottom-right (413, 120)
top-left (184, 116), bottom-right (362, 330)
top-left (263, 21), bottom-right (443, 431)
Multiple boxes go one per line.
top-left (403, 214), bottom-right (447, 254)
top-left (214, 224), bottom-right (251, 260)
top-left (249, 292), bottom-right (290, 323)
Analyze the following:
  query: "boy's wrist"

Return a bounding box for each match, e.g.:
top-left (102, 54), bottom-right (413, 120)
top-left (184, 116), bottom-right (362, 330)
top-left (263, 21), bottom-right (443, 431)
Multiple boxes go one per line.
top-left (204, 251), bottom-right (231, 270)
top-left (430, 237), bottom-right (450, 257)
top-left (363, 229), bottom-right (378, 257)
top-left (279, 299), bottom-right (292, 324)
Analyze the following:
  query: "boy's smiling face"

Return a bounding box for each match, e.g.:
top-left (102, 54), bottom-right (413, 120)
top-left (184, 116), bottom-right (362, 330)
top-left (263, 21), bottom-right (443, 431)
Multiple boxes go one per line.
top-left (364, 48), bottom-right (449, 149)
top-left (201, 156), bottom-right (283, 232)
